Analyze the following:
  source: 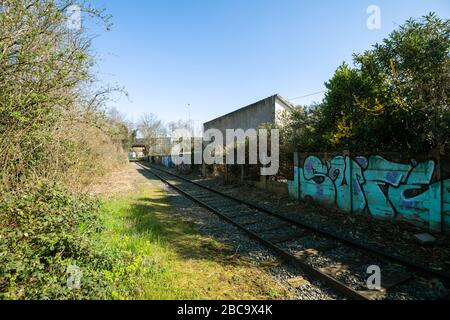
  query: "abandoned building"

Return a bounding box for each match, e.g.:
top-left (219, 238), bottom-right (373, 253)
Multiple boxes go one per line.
top-left (203, 94), bottom-right (293, 136)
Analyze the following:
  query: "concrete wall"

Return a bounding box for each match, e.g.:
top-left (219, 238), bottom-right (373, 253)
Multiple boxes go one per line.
top-left (288, 152), bottom-right (450, 232)
top-left (247, 176), bottom-right (288, 196)
top-left (151, 155), bottom-right (175, 168)
top-left (203, 95), bottom-right (292, 137)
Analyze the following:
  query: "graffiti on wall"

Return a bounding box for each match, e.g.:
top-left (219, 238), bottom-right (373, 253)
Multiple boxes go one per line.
top-left (288, 154), bottom-right (450, 230)
top-left (162, 156), bottom-right (175, 168)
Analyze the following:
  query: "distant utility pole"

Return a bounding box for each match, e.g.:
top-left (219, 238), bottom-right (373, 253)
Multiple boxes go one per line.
top-left (187, 103), bottom-right (193, 136)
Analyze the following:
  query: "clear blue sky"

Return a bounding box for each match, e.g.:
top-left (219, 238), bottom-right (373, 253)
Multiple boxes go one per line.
top-left (89, 0), bottom-right (449, 128)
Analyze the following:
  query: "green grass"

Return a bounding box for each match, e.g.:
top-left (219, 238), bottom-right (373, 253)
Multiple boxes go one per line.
top-left (99, 184), bottom-right (295, 300)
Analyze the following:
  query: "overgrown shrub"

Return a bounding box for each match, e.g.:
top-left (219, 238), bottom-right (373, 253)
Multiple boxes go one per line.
top-left (0, 0), bottom-right (131, 190)
top-left (0, 1), bottom-right (133, 300)
top-left (0, 182), bottom-right (120, 299)
top-left (278, 13), bottom-right (449, 154)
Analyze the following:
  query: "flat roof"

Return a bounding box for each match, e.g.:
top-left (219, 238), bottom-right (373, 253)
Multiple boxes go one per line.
top-left (204, 94), bottom-right (293, 126)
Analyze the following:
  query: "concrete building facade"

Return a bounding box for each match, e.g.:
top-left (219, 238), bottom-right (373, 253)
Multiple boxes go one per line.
top-left (203, 94), bottom-right (293, 136)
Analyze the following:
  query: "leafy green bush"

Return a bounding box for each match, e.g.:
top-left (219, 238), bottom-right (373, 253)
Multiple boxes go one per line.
top-left (279, 13), bottom-right (449, 154)
top-left (0, 182), bottom-right (119, 300)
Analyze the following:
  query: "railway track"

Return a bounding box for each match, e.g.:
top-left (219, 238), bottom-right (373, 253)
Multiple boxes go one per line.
top-left (136, 161), bottom-right (450, 300)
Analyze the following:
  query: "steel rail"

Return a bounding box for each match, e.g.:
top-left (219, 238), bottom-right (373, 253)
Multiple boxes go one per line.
top-left (136, 162), bottom-right (369, 300)
top-left (139, 162), bottom-right (450, 286)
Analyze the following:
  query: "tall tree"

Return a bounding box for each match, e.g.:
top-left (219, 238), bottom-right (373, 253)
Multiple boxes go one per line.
top-left (0, 0), bottom-right (119, 187)
top-left (137, 113), bottom-right (167, 155)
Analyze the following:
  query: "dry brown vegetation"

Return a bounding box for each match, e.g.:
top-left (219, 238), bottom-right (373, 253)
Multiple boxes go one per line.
top-left (0, 0), bottom-right (133, 299)
top-left (0, 0), bottom-right (131, 191)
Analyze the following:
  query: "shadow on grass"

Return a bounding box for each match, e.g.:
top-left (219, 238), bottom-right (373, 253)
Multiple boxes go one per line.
top-left (124, 168), bottom-right (276, 269)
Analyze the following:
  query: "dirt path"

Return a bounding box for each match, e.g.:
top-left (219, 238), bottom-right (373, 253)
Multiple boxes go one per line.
top-left (89, 162), bottom-right (152, 198)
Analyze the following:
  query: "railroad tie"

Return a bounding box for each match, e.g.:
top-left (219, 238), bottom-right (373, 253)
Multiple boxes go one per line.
top-left (292, 241), bottom-right (339, 260)
top-left (210, 201), bottom-right (235, 207)
top-left (239, 219), bottom-right (261, 227)
top-left (253, 224), bottom-right (289, 234)
top-left (217, 205), bottom-right (246, 213)
top-left (227, 212), bottom-right (256, 219)
top-left (381, 271), bottom-right (414, 289)
top-left (267, 231), bottom-right (309, 245)
top-left (357, 271), bottom-right (414, 300)
top-left (319, 263), bottom-right (349, 278)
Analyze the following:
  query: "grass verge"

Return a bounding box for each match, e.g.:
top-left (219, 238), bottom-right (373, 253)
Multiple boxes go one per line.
top-left (100, 183), bottom-right (295, 300)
